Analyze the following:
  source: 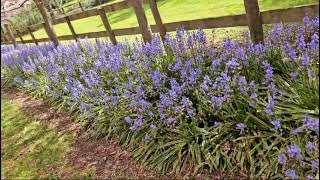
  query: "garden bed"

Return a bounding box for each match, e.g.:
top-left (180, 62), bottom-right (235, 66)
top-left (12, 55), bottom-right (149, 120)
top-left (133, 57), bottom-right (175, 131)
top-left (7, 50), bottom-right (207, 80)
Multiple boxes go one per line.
top-left (1, 16), bottom-right (319, 179)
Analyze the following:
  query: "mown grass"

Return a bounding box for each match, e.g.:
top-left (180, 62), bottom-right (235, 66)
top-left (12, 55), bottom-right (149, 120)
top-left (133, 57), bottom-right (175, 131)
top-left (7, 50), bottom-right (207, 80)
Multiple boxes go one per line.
top-left (20, 0), bottom-right (318, 42)
top-left (0, 95), bottom-right (94, 179)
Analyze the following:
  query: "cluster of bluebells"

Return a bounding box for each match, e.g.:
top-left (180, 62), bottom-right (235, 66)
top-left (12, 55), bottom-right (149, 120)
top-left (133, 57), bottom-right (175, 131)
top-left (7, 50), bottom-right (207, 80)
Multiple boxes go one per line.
top-left (278, 139), bottom-right (319, 179)
top-left (1, 16), bottom-right (319, 179)
top-left (277, 114), bottom-right (319, 179)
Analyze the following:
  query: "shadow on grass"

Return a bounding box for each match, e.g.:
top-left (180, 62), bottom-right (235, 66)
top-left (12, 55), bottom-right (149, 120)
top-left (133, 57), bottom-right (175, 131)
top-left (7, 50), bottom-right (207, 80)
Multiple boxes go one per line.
top-left (1, 98), bottom-right (74, 179)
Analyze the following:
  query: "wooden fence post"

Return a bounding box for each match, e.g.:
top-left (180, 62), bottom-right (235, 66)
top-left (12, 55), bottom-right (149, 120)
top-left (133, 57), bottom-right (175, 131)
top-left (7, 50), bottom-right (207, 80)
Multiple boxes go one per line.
top-left (16, 29), bottom-right (25, 44)
top-left (34, 0), bottom-right (59, 46)
top-left (243, 0), bottom-right (264, 44)
top-left (65, 16), bottom-right (78, 41)
top-left (127, 0), bottom-right (152, 43)
top-left (0, 28), bottom-right (5, 42)
top-left (149, 0), bottom-right (166, 42)
top-left (78, 1), bottom-right (84, 11)
top-left (1, 26), bottom-right (8, 43)
top-left (4, 24), bottom-right (17, 47)
top-left (27, 27), bottom-right (39, 45)
top-left (98, 7), bottom-right (117, 45)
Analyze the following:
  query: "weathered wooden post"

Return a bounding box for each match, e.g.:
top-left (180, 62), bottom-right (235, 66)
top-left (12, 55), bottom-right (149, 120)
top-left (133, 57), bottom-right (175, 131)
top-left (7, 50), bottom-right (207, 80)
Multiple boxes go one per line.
top-left (4, 24), bottom-right (17, 47)
top-left (65, 16), bottom-right (78, 41)
top-left (0, 29), bottom-right (5, 43)
top-left (0, 28), bottom-right (4, 43)
top-left (1, 26), bottom-right (8, 43)
top-left (27, 27), bottom-right (39, 45)
top-left (243, 0), bottom-right (264, 44)
top-left (149, 0), bottom-right (166, 42)
top-left (16, 29), bottom-right (25, 44)
top-left (127, 0), bottom-right (152, 43)
top-left (78, 1), bottom-right (84, 11)
top-left (34, 0), bottom-right (59, 46)
top-left (98, 7), bottom-right (117, 45)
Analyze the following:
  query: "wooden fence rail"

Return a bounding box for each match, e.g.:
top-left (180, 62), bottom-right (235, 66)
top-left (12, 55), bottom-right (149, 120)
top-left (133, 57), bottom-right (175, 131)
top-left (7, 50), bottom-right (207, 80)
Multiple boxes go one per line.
top-left (1, 0), bottom-right (319, 45)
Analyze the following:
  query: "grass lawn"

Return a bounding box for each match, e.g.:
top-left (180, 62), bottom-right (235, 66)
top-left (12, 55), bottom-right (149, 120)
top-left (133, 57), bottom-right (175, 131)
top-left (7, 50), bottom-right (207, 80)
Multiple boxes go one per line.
top-left (20, 0), bottom-right (318, 42)
top-left (0, 96), bottom-right (93, 179)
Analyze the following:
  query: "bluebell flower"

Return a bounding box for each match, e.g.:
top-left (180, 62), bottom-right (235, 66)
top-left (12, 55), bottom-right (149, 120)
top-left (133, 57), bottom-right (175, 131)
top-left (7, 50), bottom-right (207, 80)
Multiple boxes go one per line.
top-left (290, 72), bottom-right (298, 79)
top-left (308, 69), bottom-right (315, 78)
top-left (308, 34), bottom-right (319, 50)
top-left (264, 97), bottom-right (275, 115)
top-left (186, 31), bottom-right (193, 48)
top-left (211, 59), bottom-right (221, 72)
top-left (296, 33), bottom-right (305, 50)
top-left (249, 81), bottom-right (256, 89)
top-left (306, 142), bottom-right (317, 152)
top-left (237, 76), bottom-right (247, 95)
top-left (283, 42), bottom-right (297, 59)
top-left (236, 123), bottom-right (246, 134)
top-left (250, 92), bottom-right (257, 100)
top-left (124, 117), bottom-right (132, 124)
top-left (166, 117), bottom-right (175, 125)
top-left (200, 81), bottom-right (209, 92)
top-left (311, 160), bottom-right (319, 170)
top-left (13, 76), bottom-right (23, 84)
top-left (302, 55), bottom-right (310, 67)
top-left (173, 57), bottom-right (183, 70)
top-left (195, 29), bottom-right (206, 44)
top-left (271, 119), bottom-right (281, 130)
top-left (290, 128), bottom-right (303, 135)
top-left (284, 169), bottom-right (298, 179)
top-left (144, 133), bottom-right (151, 142)
top-left (150, 123), bottom-right (156, 129)
top-left (304, 115), bottom-right (319, 133)
top-left (227, 58), bottom-right (239, 70)
top-left (213, 122), bottom-right (222, 128)
top-left (306, 175), bottom-right (314, 180)
top-left (262, 61), bottom-right (273, 83)
top-left (287, 145), bottom-right (301, 158)
top-left (130, 116), bottom-right (143, 131)
top-left (278, 154), bottom-right (287, 164)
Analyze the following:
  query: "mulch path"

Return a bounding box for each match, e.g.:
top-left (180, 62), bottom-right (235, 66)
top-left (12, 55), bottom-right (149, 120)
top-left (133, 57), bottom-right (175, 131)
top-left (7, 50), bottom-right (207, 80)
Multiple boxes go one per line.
top-left (1, 87), bottom-right (246, 179)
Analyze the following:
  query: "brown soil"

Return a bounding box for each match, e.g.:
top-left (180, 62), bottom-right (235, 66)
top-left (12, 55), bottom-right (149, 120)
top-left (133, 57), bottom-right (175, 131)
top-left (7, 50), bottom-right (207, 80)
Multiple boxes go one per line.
top-left (1, 87), bottom-right (81, 135)
top-left (1, 87), bottom-right (246, 179)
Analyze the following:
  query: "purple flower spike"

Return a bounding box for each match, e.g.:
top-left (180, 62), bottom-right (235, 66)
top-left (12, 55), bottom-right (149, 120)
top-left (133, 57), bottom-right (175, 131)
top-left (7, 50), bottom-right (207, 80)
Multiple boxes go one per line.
top-left (287, 145), bottom-right (301, 158)
top-left (290, 72), bottom-right (298, 79)
top-left (150, 123), bottom-right (156, 129)
top-left (124, 117), bottom-right (131, 124)
top-left (308, 69), bottom-right (315, 78)
top-left (271, 119), bottom-right (281, 131)
top-left (290, 128), bottom-right (303, 135)
top-left (306, 142), bottom-right (317, 152)
top-left (278, 154), bottom-right (287, 164)
top-left (306, 175), bottom-right (314, 180)
top-left (236, 123), bottom-right (246, 134)
top-left (285, 169), bottom-right (298, 179)
top-left (311, 160), bottom-right (319, 170)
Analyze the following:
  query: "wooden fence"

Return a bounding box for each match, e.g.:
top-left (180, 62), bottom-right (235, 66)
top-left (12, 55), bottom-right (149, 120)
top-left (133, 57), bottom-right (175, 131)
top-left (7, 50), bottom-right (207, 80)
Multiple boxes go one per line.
top-left (1, 0), bottom-right (319, 45)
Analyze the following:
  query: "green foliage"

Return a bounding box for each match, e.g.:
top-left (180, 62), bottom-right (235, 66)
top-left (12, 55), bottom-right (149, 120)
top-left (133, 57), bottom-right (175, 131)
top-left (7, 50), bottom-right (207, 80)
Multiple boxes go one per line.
top-left (10, 3), bottom-right (42, 30)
